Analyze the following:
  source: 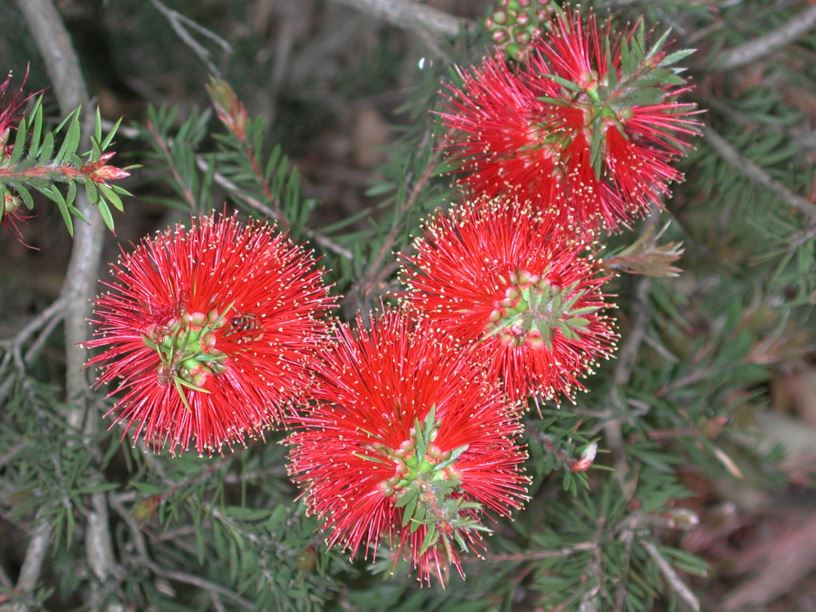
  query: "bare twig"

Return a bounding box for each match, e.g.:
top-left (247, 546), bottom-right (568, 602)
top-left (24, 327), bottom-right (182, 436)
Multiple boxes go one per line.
top-left (148, 0), bottom-right (232, 77)
top-left (606, 277), bottom-right (651, 500)
top-left (578, 517), bottom-right (607, 612)
top-left (483, 541), bottom-right (597, 563)
top-left (704, 127), bottom-right (816, 222)
top-left (711, 5), bottom-right (816, 71)
top-left (11, 519), bottom-right (51, 596)
top-left (15, 0), bottom-right (115, 604)
top-left (642, 541), bottom-right (700, 612)
top-left (0, 297), bottom-right (65, 404)
top-left (329, 0), bottom-right (470, 38)
top-left (0, 563), bottom-right (12, 589)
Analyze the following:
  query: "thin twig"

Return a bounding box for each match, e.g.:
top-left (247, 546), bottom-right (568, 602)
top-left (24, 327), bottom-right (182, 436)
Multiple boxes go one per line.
top-left (577, 516), bottom-right (607, 612)
top-left (483, 541), bottom-right (597, 563)
top-left (0, 563), bottom-right (12, 589)
top-left (148, 0), bottom-right (232, 77)
top-left (711, 5), bottom-right (816, 71)
top-left (704, 126), bottom-right (816, 222)
top-left (0, 297), bottom-right (65, 403)
top-left (642, 540), bottom-right (701, 612)
top-left (11, 519), bottom-right (51, 596)
top-left (329, 0), bottom-right (470, 38)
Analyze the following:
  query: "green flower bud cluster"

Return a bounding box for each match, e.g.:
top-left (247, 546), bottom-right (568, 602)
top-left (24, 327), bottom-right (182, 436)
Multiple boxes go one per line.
top-left (485, 0), bottom-right (554, 62)
top-left (488, 270), bottom-right (599, 348)
top-left (141, 308), bottom-right (231, 410)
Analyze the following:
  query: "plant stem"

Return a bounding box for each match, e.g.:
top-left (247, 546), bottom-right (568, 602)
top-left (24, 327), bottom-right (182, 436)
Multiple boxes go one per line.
top-left (15, 0), bottom-right (115, 607)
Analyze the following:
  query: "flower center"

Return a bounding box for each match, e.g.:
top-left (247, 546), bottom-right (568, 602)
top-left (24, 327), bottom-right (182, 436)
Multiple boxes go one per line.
top-left (488, 270), bottom-right (597, 348)
top-left (365, 407), bottom-right (476, 558)
top-left (141, 308), bottom-right (229, 410)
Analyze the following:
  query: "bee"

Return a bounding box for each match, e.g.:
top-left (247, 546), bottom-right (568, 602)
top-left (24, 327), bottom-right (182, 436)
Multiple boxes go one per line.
top-left (227, 313), bottom-right (264, 343)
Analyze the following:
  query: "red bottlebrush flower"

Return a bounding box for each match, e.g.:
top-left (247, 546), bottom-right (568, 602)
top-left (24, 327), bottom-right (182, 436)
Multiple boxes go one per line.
top-left (86, 213), bottom-right (335, 455)
top-left (439, 10), bottom-right (700, 231)
top-left (286, 308), bottom-right (528, 585)
top-left (0, 69), bottom-right (37, 248)
top-left (402, 198), bottom-right (618, 404)
top-left (0, 193), bottom-right (36, 249)
top-left (0, 69), bottom-right (32, 145)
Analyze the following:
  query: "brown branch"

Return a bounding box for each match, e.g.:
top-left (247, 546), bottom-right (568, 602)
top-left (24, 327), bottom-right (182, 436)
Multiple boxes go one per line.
top-left (711, 5), bottom-right (816, 71)
top-left (15, 0), bottom-right (115, 604)
top-left (148, 0), bottom-right (232, 77)
top-left (703, 126), bottom-right (816, 222)
top-left (642, 540), bottom-right (701, 612)
top-left (329, 0), bottom-right (471, 38)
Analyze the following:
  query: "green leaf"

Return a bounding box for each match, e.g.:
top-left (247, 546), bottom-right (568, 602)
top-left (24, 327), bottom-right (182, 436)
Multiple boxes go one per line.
top-left (38, 132), bottom-right (54, 163)
top-left (9, 116), bottom-right (27, 163)
top-left (660, 49), bottom-right (696, 67)
top-left (395, 487), bottom-right (416, 509)
top-left (65, 180), bottom-right (77, 209)
top-left (55, 110), bottom-right (80, 164)
top-left (97, 199), bottom-right (115, 232)
top-left (94, 107), bottom-right (102, 144)
top-left (420, 523), bottom-right (437, 553)
top-left (45, 185), bottom-right (74, 236)
top-left (402, 493), bottom-right (418, 527)
top-left (101, 117), bottom-right (123, 150)
top-left (26, 98), bottom-right (43, 159)
top-left (543, 73), bottom-right (581, 93)
top-left (99, 184), bottom-right (124, 212)
top-left (647, 28), bottom-right (672, 60)
top-left (14, 184), bottom-right (34, 210)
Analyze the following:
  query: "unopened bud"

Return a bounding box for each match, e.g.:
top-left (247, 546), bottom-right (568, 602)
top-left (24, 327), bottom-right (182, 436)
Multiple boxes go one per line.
top-left (666, 508), bottom-right (700, 530)
top-left (570, 442), bottom-right (598, 472)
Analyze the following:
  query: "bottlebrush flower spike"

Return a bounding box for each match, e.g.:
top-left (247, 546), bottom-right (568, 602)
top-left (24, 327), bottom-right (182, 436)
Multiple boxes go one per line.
top-left (440, 10), bottom-right (701, 231)
top-left (402, 198), bottom-right (618, 404)
top-left (286, 308), bottom-right (528, 585)
top-left (0, 69), bottom-right (35, 245)
top-left (86, 213), bottom-right (335, 455)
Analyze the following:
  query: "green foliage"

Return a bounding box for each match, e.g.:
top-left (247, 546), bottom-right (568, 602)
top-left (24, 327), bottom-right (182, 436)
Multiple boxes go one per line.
top-left (0, 100), bottom-right (131, 234)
